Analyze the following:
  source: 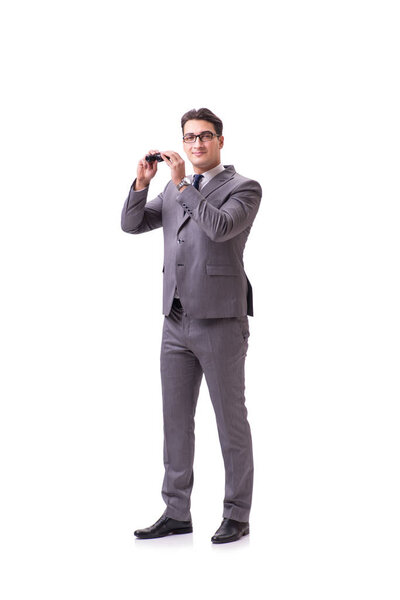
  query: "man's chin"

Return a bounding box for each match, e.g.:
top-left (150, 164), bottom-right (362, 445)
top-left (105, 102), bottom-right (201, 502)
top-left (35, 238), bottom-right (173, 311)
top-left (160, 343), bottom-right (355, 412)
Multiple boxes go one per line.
top-left (191, 158), bottom-right (209, 170)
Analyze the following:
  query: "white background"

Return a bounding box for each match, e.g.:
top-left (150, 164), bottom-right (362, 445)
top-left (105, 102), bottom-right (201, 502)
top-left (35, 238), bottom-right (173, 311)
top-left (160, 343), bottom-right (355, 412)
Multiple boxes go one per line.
top-left (1, 0), bottom-right (399, 598)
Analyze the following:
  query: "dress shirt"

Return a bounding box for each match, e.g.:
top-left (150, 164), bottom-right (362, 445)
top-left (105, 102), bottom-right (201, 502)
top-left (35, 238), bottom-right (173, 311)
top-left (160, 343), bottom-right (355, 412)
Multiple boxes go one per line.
top-left (190, 163), bottom-right (225, 191)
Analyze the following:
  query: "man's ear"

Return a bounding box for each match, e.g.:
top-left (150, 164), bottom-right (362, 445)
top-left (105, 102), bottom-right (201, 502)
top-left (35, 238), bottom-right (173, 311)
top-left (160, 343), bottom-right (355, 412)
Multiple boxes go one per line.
top-left (219, 135), bottom-right (224, 149)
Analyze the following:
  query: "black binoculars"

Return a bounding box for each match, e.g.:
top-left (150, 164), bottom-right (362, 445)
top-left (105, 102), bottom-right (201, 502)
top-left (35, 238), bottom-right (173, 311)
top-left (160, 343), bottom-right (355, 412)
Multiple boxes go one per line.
top-left (145, 153), bottom-right (164, 162)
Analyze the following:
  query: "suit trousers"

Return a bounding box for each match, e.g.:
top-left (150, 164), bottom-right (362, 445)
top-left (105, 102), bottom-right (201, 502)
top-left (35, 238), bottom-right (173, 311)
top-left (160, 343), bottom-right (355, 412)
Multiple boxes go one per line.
top-left (160, 298), bottom-right (254, 523)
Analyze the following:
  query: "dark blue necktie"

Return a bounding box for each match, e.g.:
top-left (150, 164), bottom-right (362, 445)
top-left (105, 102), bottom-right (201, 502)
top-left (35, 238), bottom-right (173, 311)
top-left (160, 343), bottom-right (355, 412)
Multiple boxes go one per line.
top-left (192, 174), bottom-right (203, 190)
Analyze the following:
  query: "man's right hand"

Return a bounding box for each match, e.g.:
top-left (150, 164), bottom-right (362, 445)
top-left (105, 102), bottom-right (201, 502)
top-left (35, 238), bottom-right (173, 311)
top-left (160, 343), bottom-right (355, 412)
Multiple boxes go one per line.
top-left (134, 150), bottom-right (160, 191)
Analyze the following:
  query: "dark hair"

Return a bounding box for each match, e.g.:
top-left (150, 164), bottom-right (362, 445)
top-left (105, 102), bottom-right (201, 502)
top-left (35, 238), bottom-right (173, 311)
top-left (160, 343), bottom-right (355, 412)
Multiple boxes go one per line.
top-left (181, 108), bottom-right (223, 136)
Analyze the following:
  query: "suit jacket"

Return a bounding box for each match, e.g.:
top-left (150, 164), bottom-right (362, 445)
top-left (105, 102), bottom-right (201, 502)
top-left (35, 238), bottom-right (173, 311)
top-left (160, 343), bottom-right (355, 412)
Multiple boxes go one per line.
top-left (121, 165), bottom-right (262, 318)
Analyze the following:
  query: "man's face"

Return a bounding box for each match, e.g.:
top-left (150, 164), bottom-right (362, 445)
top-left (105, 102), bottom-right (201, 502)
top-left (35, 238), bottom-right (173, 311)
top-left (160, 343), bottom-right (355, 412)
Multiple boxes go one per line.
top-left (182, 119), bottom-right (224, 174)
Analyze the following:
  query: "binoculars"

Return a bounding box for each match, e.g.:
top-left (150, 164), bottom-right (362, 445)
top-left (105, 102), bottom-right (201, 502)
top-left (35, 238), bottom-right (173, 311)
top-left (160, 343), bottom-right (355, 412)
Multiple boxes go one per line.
top-left (145, 153), bottom-right (164, 162)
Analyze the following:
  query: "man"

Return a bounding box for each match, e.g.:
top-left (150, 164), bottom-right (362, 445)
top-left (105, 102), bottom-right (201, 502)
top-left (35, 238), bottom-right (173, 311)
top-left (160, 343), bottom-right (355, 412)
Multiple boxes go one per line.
top-left (121, 108), bottom-right (262, 543)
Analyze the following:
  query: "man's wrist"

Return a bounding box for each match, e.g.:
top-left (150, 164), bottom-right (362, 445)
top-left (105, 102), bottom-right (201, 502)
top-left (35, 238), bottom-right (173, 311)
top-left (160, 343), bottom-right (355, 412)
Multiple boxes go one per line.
top-left (134, 179), bottom-right (149, 191)
top-left (176, 176), bottom-right (190, 191)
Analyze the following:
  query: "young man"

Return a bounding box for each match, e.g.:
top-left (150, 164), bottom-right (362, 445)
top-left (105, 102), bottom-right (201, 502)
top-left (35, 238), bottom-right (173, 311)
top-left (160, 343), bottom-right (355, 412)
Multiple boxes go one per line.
top-left (121, 108), bottom-right (262, 543)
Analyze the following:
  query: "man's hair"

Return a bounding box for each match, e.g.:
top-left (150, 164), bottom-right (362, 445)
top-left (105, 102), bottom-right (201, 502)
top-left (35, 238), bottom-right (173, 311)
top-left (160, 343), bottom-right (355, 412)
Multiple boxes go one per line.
top-left (181, 108), bottom-right (223, 136)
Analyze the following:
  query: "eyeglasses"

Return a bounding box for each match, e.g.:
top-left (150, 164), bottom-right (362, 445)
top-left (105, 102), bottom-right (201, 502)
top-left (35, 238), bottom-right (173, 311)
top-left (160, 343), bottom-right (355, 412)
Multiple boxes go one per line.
top-left (183, 131), bottom-right (220, 143)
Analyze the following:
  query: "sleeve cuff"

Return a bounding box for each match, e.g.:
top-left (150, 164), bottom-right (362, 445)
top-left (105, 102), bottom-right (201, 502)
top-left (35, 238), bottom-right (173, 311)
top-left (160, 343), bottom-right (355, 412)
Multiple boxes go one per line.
top-left (175, 185), bottom-right (201, 216)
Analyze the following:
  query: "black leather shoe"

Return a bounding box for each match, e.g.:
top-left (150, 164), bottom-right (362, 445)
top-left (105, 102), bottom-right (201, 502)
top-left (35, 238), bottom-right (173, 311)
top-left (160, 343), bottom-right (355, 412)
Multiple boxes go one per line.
top-left (134, 515), bottom-right (193, 539)
top-left (211, 518), bottom-right (249, 544)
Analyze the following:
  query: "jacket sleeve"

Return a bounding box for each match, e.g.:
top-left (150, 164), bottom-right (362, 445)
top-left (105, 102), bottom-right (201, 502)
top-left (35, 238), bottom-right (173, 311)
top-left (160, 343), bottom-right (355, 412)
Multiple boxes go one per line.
top-left (121, 180), bottom-right (163, 234)
top-left (175, 179), bottom-right (262, 242)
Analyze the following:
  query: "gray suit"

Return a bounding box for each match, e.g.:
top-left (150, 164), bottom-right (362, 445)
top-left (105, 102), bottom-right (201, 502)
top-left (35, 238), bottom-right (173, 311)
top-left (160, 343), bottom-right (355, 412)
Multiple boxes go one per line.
top-left (121, 165), bottom-right (262, 522)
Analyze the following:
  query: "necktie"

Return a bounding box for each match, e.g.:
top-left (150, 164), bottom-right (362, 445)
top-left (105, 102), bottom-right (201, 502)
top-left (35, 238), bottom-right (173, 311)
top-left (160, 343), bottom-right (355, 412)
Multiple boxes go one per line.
top-left (192, 174), bottom-right (204, 190)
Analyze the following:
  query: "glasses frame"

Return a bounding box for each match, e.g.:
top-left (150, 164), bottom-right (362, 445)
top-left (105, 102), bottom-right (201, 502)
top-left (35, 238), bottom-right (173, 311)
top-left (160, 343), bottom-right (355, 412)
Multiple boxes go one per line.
top-left (182, 131), bottom-right (220, 144)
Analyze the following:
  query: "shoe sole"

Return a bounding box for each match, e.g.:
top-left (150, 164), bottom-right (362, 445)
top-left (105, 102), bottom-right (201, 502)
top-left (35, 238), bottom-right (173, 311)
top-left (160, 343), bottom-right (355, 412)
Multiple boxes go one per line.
top-left (135, 527), bottom-right (193, 539)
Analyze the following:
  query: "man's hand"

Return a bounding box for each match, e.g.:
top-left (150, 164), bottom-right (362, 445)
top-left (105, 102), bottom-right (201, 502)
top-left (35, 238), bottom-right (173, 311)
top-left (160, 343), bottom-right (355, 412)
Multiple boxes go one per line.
top-left (160, 151), bottom-right (186, 186)
top-left (135, 150), bottom-right (160, 191)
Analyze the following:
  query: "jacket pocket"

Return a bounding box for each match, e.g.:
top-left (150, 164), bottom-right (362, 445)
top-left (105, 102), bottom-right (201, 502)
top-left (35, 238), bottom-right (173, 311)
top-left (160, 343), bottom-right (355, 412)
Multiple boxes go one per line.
top-left (206, 264), bottom-right (240, 276)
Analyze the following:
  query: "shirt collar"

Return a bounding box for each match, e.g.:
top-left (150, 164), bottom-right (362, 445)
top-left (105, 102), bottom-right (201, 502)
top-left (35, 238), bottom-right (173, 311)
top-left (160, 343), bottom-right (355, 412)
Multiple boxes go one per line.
top-left (191, 163), bottom-right (225, 187)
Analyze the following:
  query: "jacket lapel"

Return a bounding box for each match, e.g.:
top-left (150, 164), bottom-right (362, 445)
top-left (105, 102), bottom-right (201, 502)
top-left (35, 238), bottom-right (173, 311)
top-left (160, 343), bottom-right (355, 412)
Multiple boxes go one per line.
top-left (177, 165), bottom-right (236, 231)
top-left (201, 165), bottom-right (236, 206)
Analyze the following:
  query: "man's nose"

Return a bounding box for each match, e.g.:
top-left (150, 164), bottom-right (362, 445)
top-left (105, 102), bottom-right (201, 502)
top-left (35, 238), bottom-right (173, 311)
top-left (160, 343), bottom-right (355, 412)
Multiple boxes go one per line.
top-left (193, 137), bottom-right (205, 148)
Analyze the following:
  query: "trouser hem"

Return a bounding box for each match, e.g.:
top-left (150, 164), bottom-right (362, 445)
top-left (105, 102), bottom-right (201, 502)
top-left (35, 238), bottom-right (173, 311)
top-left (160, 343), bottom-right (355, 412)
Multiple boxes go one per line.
top-left (223, 508), bottom-right (251, 523)
top-left (163, 507), bottom-right (192, 522)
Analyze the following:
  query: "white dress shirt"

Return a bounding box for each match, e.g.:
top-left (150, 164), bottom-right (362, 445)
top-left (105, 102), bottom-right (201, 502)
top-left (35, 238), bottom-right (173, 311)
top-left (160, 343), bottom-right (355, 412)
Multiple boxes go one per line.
top-left (190, 163), bottom-right (225, 190)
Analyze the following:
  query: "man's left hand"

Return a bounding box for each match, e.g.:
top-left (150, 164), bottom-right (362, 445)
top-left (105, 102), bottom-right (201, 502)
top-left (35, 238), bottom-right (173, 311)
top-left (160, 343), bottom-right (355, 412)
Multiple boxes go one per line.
top-left (161, 151), bottom-right (186, 185)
